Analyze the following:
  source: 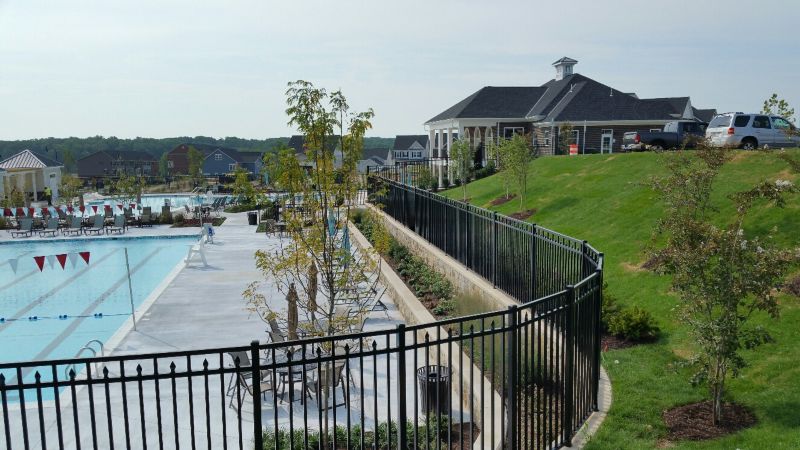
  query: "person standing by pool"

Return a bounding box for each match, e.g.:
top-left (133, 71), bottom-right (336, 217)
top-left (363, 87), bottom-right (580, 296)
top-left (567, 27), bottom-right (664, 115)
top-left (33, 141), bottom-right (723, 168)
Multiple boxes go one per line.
top-left (43, 186), bottom-right (52, 205)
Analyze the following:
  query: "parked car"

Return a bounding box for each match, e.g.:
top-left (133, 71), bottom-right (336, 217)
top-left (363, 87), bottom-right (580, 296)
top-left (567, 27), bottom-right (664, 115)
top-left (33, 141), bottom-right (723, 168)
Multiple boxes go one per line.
top-left (706, 112), bottom-right (800, 149)
top-left (622, 120), bottom-right (707, 151)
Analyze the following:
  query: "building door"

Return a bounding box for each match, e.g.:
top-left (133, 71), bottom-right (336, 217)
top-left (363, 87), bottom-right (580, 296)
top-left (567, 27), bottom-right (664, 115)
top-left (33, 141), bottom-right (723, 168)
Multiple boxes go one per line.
top-left (601, 130), bottom-right (614, 154)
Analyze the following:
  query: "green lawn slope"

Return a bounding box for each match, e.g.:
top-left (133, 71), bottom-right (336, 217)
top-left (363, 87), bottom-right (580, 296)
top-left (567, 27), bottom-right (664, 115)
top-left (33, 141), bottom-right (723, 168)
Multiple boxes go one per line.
top-left (443, 150), bottom-right (800, 449)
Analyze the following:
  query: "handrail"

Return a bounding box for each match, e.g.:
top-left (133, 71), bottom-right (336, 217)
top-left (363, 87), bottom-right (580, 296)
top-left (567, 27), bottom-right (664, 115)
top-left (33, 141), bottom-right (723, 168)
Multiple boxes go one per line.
top-left (63, 339), bottom-right (105, 379)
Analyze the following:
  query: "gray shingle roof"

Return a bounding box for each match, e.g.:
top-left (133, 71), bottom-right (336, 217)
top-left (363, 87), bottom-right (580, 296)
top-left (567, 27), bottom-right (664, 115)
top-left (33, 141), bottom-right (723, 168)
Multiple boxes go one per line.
top-left (426, 87), bottom-right (548, 123)
top-left (392, 135), bottom-right (429, 151)
top-left (362, 148), bottom-right (389, 160)
top-left (692, 108), bottom-right (718, 123)
top-left (0, 150), bottom-right (62, 169)
top-left (427, 71), bottom-right (706, 125)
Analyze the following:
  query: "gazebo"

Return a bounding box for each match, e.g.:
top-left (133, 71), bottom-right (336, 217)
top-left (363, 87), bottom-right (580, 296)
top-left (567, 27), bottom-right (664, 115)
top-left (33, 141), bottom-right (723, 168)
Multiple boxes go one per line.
top-left (0, 149), bottom-right (63, 204)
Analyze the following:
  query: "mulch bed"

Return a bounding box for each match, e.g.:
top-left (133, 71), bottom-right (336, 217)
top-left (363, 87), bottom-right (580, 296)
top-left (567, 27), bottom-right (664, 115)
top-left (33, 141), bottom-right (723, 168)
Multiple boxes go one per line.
top-left (601, 334), bottom-right (637, 351)
top-left (662, 400), bottom-right (756, 441)
top-left (509, 209), bottom-right (536, 221)
top-left (489, 194), bottom-right (516, 206)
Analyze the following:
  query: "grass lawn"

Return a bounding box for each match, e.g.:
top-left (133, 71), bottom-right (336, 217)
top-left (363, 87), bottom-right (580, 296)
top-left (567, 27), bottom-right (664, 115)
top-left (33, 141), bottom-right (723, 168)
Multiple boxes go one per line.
top-left (442, 150), bottom-right (800, 449)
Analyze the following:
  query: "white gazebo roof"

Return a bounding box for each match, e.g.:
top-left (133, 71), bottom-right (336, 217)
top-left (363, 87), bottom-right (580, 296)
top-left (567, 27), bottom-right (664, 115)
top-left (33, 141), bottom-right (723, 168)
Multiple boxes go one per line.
top-left (0, 149), bottom-right (62, 170)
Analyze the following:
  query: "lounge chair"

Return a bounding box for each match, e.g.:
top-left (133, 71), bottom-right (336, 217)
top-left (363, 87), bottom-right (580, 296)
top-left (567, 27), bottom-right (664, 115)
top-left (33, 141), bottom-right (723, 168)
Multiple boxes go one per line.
top-left (185, 237), bottom-right (208, 267)
top-left (63, 216), bottom-right (84, 236)
top-left (139, 207), bottom-right (153, 227)
top-left (107, 215), bottom-right (125, 234)
top-left (11, 218), bottom-right (33, 238)
top-left (38, 218), bottom-right (59, 238)
top-left (84, 215), bottom-right (105, 236)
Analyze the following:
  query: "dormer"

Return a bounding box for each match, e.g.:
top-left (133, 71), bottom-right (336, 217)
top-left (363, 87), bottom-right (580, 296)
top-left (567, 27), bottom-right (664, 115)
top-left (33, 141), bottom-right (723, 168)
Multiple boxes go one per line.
top-left (552, 57), bottom-right (578, 81)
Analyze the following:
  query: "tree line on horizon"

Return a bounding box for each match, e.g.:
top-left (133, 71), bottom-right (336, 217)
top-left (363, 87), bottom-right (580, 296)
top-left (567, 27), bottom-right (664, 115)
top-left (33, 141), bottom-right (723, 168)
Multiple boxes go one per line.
top-left (0, 135), bottom-right (394, 171)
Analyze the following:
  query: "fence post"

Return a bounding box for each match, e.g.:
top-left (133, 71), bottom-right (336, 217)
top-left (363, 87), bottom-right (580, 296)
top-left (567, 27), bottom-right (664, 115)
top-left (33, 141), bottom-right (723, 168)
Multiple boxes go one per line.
top-left (593, 255), bottom-right (604, 411)
top-left (492, 211), bottom-right (498, 288)
top-left (396, 324), bottom-right (408, 450)
top-left (563, 286), bottom-right (575, 446)
top-left (506, 306), bottom-right (518, 450)
top-left (250, 340), bottom-right (263, 449)
top-left (530, 224), bottom-right (537, 302)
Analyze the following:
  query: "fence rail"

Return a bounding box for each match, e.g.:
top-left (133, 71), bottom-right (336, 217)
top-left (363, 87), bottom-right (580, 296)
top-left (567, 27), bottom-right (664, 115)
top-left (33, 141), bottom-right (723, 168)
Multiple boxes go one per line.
top-left (0, 177), bottom-right (603, 450)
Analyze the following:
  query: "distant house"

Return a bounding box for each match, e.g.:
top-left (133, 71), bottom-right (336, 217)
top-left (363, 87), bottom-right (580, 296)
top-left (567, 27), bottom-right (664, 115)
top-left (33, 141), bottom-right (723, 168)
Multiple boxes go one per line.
top-left (202, 148), bottom-right (264, 176)
top-left (76, 150), bottom-right (158, 178)
top-left (287, 135), bottom-right (341, 168)
top-left (425, 57), bottom-right (716, 159)
top-left (166, 143), bottom-right (225, 175)
top-left (357, 148), bottom-right (390, 173)
top-left (0, 149), bottom-right (63, 203)
top-left (387, 135), bottom-right (429, 165)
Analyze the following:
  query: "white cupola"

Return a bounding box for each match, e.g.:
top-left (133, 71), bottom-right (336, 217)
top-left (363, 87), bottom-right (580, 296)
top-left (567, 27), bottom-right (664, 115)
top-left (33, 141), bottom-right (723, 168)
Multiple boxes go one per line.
top-left (552, 57), bottom-right (578, 81)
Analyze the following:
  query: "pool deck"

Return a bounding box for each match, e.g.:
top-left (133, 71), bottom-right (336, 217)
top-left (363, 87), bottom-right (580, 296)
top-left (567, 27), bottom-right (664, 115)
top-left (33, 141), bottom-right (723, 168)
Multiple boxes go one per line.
top-left (6, 212), bottom-right (419, 449)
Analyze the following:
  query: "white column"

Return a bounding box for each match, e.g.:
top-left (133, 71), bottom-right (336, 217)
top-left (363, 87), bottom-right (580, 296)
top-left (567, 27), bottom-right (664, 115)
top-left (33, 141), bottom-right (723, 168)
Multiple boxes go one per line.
top-left (428, 129), bottom-right (435, 159)
top-left (435, 129), bottom-right (443, 188)
top-left (31, 172), bottom-right (38, 202)
top-left (447, 127), bottom-right (454, 185)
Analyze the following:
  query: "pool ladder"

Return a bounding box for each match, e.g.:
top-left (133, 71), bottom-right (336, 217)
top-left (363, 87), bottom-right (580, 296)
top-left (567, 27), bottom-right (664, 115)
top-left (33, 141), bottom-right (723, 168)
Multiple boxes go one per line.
top-left (64, 339), bottom-right (105, 380)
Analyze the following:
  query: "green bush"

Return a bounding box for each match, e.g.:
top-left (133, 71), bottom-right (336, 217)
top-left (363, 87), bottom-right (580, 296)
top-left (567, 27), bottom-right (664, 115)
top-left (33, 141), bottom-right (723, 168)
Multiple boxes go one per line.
top-left (473, 160), bottom-right (497, 180)
top-left (159, 213), bottom-right (173, 225)
top-left (174, 213), bottom-right (185, 224)
top-left (608, 306), bottom-right (660, 341)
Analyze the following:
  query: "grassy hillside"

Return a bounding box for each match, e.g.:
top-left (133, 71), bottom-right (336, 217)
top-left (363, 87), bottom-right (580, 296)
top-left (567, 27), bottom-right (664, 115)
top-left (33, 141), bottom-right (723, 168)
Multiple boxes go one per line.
top-left (443, 150), bottom-right (800, 449)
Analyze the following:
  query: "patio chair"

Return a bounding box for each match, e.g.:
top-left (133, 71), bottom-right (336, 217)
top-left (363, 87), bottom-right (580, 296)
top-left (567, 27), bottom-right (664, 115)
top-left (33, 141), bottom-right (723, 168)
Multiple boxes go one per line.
top-left (56, 207), bottom-right (69, 226)
top-left (11, 218), bottom-right (33, 238)
top-left (185, 236), bottom-right (208, 267)
top-left (123, 208), bottom-right (137, 228)
top-left (38, 217), bottom-right (59, 238)
top-left (140, 207), bottom-right (153, 227)
top-left (63, 216), bottom-right (84, 236)
top-left (314, 361), bottom-right (350, 409)
top-left (84, 215), bottom-right (105, 236)
top-left (107, 215), bottom-right (125, 234)
top-left (226, 352), bottom-right (274, 409)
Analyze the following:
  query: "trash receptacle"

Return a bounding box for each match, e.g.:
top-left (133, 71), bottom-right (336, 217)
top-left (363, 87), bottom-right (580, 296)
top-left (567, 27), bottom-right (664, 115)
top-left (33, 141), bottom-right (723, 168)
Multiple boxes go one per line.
top-left (416, 365), bottom-right (450, 415)
top-left (247, 211), bottom-right (257, 226)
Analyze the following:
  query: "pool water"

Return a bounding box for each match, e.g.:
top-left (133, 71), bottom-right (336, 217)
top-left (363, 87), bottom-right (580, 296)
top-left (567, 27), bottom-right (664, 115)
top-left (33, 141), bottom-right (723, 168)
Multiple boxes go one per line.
top-left (87, 193), bottom-right (219, 211)
top-left (0, 236), bottom-right (195, 371)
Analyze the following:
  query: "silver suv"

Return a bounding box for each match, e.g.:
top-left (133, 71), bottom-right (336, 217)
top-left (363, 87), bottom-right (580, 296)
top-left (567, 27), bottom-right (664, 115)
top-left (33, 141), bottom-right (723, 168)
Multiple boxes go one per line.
top-left (706, 112), bottom-right (799, 149)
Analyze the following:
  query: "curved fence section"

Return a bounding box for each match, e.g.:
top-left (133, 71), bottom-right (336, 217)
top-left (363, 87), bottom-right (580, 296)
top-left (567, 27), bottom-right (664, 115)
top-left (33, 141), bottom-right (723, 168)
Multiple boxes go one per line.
top-left (0, 178), bottom-right (603, 450)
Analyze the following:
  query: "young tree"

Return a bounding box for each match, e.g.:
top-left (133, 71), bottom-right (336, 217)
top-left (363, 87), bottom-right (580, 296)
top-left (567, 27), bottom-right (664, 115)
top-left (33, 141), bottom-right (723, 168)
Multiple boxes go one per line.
top-left (59, 174), bottom-right (83, 206)
top-left (650, 145), bottom-right (798, 425)
top-left (449, 138), bottom-right (474, 200)
top-left (415, 165), bottom-right (437, 191)
top-left (232, 167), bottom-right (255, 205)
top-left (762, 93), bottom-right (795, 122)
top-left (187, 147), bottom-right (205, 186)
top-left (242, 81), bottom-right (379, 437)
top-left (558, 122), bottom-right (574, 155)
top-left (488, 139), bottom-right (513, 200)
top-left (114, 173), bottom-right (143, 206)
top-left (506, 133), bottom-right (536, 209)
top-left (158, 153), bottom-right (169, 180)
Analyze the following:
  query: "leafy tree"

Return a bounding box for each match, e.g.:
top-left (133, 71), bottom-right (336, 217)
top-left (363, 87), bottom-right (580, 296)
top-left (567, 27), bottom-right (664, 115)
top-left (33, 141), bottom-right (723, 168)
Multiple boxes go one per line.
top-left (488, 140), bottom-right (513, 199)
top-left (158, 153), bottom-right (169, 179)
top-left (242, 81), bottom-right (378, 439)
top-left (58, 174), bottom-right (83, 206)
top-left (415, 165), bottom-right (437, 191)
top-left (649, 144), bottom-right (798, 425)
top-left (232, 167), bottom-right (255, 204)
top-left (62, 149), bottom-right (76, 173)
top-left (505, 133), bottom-right (536, 209)
top-left (449, 138), bottom-right (474, 200)
top-left (187, 147), bottom-right (205, 186)
top-left (558, 122), bottom-right (575, 155)
top-left (762, 93), bottom-right (795, 122)
top-left (114, 173), bottom-right (143, 206)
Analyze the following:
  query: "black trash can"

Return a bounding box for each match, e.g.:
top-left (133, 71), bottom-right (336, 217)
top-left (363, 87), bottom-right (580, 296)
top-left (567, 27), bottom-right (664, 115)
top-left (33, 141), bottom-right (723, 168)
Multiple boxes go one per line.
top-left (416, 365), bottom-right (450, 415)
top-left (247, 211), bottom-right (257, 226)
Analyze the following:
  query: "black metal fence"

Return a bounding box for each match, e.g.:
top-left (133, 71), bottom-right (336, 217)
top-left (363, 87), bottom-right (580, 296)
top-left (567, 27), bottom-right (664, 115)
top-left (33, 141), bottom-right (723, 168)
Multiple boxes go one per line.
top-left (0, 178), bottom-right (602, 450)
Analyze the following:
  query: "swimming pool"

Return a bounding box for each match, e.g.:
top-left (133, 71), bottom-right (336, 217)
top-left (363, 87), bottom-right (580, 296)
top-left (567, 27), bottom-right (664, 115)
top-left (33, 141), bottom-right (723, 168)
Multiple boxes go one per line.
top-left (0, 236), bottom-right (195, 380)
top-left (87, 193), bottom-right (220, 210)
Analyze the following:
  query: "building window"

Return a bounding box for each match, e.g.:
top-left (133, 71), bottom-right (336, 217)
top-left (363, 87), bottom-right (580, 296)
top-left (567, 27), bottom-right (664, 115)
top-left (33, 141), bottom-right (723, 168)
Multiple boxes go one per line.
top-left (543, 129), bottom-right (551, 146)
top-left (215, 154), bottom-right (223, 161)
top-left (503, 127), bottom-right (525, 139)
top-left (649, 129), bottom-right (661, 132)
top-left (167, 160), bottom-right (174, 168)
top-left (228, 163), bottom-right (238, 172)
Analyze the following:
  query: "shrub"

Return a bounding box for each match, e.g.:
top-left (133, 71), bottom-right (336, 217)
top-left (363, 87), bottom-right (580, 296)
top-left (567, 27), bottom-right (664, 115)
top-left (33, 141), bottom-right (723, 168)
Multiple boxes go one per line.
top-left (473, 160), bottom-right (497, 180)
top-left (159, 213), bottom-right (173, 225)
top-left (174, 213), bottom-right (185, 224)
top-left (608, 306), bottom-right (660, 341)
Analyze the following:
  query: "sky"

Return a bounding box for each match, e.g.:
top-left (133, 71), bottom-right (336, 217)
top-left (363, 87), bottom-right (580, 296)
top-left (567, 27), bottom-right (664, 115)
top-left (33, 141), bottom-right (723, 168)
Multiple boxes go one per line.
top-left (1, 0), bottom-right (798, 140)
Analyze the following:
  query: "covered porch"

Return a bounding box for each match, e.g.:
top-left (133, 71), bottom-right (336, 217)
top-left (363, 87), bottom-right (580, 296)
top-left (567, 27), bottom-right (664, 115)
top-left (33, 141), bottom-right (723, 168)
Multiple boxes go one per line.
top-left (0, 149), bottom-right (63, 205)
